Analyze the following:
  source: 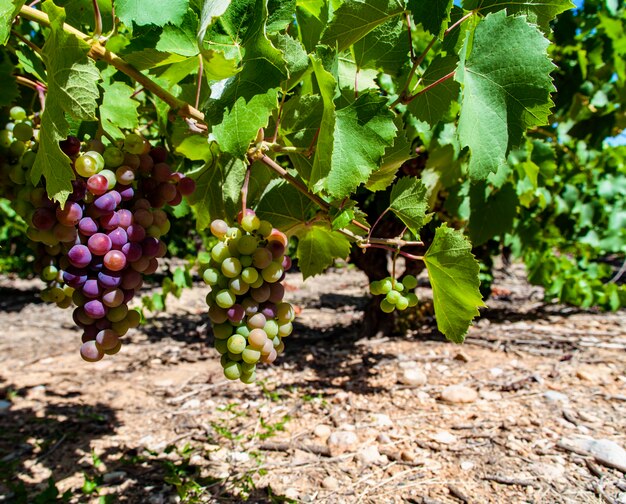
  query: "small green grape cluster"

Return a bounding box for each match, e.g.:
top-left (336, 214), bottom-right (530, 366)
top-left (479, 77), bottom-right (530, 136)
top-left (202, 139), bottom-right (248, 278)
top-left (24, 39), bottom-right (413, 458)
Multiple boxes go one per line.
top-left (202, 209), bottom-right (295, 384)
top-left (369, 274), bottom-right (419, 313)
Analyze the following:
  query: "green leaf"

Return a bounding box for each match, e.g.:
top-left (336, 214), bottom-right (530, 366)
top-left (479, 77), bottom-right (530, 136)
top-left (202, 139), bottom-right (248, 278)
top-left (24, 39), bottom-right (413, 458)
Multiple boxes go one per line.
top-left (468, 182), bottom-right (518, 245)
top-left (389, 176), bottom-right (430, 237)
top-left (171, 119), bottom-right (213, 161)
top-left (462, 0), bottom-right (575, 33)
top-left (408, 54), bottom-right (459, 126)
top-left (295, 225), bottom-right (351, 278)
top-left (99, 81), bottom-right (139, 140)
top-left (0, 0), bottom-right (25, 46)
top-left (0, 51), bottom-right (19, 107)
top-left (326, 91), bottom-right (398, 198)
top-left (31, 1), bottom-right (101, 204)
top-left (352, 17), bottom-right (407, 74)
top-left (424, 224), bottom-right (485, 343)
top-left (115, 0), bottom-right (189, 27)
top-left (366, 117), bottom-right (414, 191)
top-left (309, 54), bottom-right (337, 189)
top-left (456, 11), bottom-right (555, 180)
top-left (187, 153), bottom-right (246, 230)
top-left (295, 0), bottom-right (329, 52)
top-left (320, 0), bottom-right (405, 53)
top-left (408, 0), bottom-right (453, 39)
top-left (197, 0), bottom-right (232, 45)
top-left (157, 9), bottom-right (199, 57)
top-left (255, 178), bottom-right (315, 232)
top-left (207, 0), bottom-right (287, 158)
top-left (15, 45), bottom-right (47, 83)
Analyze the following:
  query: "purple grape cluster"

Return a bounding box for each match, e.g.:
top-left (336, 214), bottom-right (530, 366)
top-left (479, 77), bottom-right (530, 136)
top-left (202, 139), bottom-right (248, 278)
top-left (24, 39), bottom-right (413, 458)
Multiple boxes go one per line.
top-left (27, 133), bottom-right (196, 362)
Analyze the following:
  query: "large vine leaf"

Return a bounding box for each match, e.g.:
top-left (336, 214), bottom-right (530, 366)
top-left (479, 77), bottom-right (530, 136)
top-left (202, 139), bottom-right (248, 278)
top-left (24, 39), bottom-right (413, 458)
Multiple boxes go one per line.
top-left (326, 91), bottom-right (398, 198)
top-left (207, 0), bottom-right (288, 158)
top-left (115, 0), bottom-right (189, 27)
top-left (31, 1), bottom-right (100, 205)
top-left (424, 224), bottom-right (485, 343)
top-left (320, 0), bottom-right (405, 53)
top-left (295, 0), bottom-right (329, 52)
top-left (353, 17), bottom-right (407, 74)
top-left (99, 81), bottom-right (139, 140)
top-left (463, 0), bottom-right (575, 33)
top-left (408, 54), bottom-right (459, 126)
top-left (456, 11), bottom-right (555, 180)
top-left (255, 178), bottom-right (315, 233)
top-left (197, 0), bottom-right (231, 46)
top-left (366, 116), bottom-right (414, 191)
top-left (407, 0), bottom-right (453, 39)
top-left (309, 54), bottom-right (337, 190)
top-left (0, 0), bottom-right (25, 45)
top-left (389, 176), bottom-right (430, 237)
top-left (295, 225), bottom-right (352, 279)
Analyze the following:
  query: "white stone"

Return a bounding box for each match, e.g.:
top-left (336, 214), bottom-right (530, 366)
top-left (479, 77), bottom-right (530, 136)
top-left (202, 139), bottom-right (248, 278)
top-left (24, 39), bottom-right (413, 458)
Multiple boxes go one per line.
top-left (430, 431), bottom-right (458, 445)
top-left (490, 367), bottom-right (504, 377)
top-left (227, 451), bottom-right (250, 464)
top-left (181, 398), bottom-right (201, 410)
top-left (460, 461), bottom-right (475, 471)
top-left (560, 437), bottom-right (626, 473)
top-left (543, 391), bottom-right (569, 403)
top-left (327, 431), bottom-right (358, 456)
top-left (369, 413), bottom-right (393, 428)
top-left (357, 445), bottom-right (383, 466)
top-left (314, 424), bottom-right (332, 439)
top-left (441, 385), bottom-right (478, 404)
top-left (399, 367), bottom-right (428, 386)
top-left (322, 476), bottom-right (339, 490)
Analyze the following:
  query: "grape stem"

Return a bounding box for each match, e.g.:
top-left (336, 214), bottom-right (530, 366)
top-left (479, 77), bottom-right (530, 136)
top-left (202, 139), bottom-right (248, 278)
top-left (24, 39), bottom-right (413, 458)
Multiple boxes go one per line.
top-left (10, 30), bottom-right (43, 55)
top-left (18, 5), bottom-right (206, 128)
top-left (359, 243), bottom-right (424, 261)
top-left (402, 70), bottom-right (455, 105)
top-left (241, 165), bottom-right (251, 215)
top-left (91, 0), bottom-right (102, 38)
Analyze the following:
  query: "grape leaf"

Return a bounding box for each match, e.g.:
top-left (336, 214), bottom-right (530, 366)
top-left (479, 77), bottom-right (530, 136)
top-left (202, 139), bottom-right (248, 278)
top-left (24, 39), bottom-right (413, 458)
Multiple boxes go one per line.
top-left (408, 54), bottom-right (459, 126)
top-left (255, 179), bottom-right (315, 232)
top-left (99, 81), bottom-right (139, 140)
top-left (456, 11), bottom-right (555, 180)
top-left (326, 91), bottom-right (398, 198)
top-left (366, 117), bottom-right (414, 191)
top-left (0, 0), bottom-right (25, 46)
top-left (424, 224), bottom-right (485, 343)
top-left (295, 225), bottom-right (351, 279)
top-left (309, 54), bottom-right (337, 190)
top-left (320, 0), bottom-right (405, 52)
top-left (115, 0), bottom-right (188, 27)
top-left (462, 0), bottom-right (575, 33)
top-left (389, 176), bottom-right (430, 237)
top-left (31, 2), bottom-right (101, 205)
top-left (171, 119), bottom-right (213, 161)
top-left (197, 0), bottom-right (231, 46)
top-left (207, 0), bottom-right (287, 158)
top-left (187, 153), bottom-right (245, 230)
top-left (295, 0), bottom-right (329, 52)
top-left (468, 182), bottom-right (518, 245)
top-left (408, 0), bottom-right (453, 39)
top-left (0, 52), bottom-right (19, 106)
top-left (157, 10), bottom-right (199, 57)
top-left (353, 17), bottom-right (407, 74)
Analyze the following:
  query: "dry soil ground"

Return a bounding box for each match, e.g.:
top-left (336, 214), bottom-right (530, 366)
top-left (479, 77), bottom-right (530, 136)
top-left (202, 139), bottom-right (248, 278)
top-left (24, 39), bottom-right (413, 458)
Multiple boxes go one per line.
top-left (0, 264), bottom-right (625, 503)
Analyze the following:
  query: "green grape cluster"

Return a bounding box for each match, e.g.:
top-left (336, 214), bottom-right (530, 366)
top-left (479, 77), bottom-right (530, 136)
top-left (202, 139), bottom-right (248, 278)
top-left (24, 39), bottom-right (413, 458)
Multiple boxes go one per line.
top-left (202, 209), bottom-right (295, 384)
top-left (0, 106), bottom-right (39, 203)
top-left (369, 275), bottom-right (419, 313)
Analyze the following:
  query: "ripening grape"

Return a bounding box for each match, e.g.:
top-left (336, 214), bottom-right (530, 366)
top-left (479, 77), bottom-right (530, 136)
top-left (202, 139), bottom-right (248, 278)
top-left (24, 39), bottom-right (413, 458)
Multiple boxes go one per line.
top-left (369, 275), bottom-right (419, 314)
top-left (203, 212), bottom-right (295, 383)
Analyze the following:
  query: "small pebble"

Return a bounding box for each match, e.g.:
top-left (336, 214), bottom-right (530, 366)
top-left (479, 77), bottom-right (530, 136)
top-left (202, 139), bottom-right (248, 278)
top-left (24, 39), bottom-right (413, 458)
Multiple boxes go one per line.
top-left (322, 476), bottom-right (339, 490)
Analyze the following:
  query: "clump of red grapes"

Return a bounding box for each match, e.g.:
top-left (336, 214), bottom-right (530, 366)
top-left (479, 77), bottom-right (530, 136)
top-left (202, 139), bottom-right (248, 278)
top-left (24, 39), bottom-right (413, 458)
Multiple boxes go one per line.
top-left (202, 209), bottom-right (295, 384)
top-left (23, 128), bottom-right (195, 362)
top-left (369, 274), bottom-right (419, 313)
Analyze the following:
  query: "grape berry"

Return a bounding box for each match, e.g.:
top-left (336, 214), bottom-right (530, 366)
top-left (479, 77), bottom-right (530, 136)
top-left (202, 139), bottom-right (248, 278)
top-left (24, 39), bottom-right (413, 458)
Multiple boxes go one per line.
top-left (369, 275), bottom-right (419, 313)
top-left (203, 211), bottom-right (295, 384)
